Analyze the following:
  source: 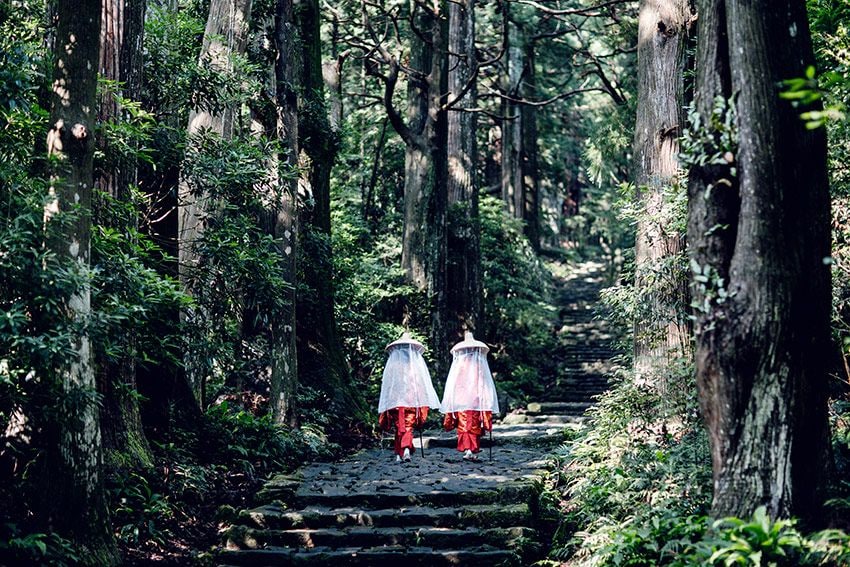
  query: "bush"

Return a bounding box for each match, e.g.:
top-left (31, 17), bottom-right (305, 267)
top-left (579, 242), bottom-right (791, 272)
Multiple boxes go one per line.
top-left (479, 195), bottom-right (561, 403)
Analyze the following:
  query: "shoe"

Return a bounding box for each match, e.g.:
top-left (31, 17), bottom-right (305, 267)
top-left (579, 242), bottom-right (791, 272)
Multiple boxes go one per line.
top-left (402, 448), bottom-right (411, 462)
top-left (463, 449), bottom-right (478, 461)
top-left (395, 454), bottom-right (401, 463)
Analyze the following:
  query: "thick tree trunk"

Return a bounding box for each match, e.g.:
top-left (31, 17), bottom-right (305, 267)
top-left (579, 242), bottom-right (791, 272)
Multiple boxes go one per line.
top-left (403, 142), bottom-right (435, 290)
top-left (294, 0), bottom-right (358, 415)
top-left (269, 0), bottom-right (298, 424)
top-left (401, 6), bottom-right (437, 289)
top-left (689, 0), bottom-right (832, 523)
top-left (632, 0), bottom-right (692, 382)
top-left (96, 0), bottom-right (153, 470)
top-left (177, 0), bottom-right (253, 281)
top-left (177, 0), bottom-right (253, 404)
top-left (520, 41), bottom-right (540, 251)
top-left (501, 20), bottom-right (523, 220)
top-left (446, 0), bottom-right (483, 341)
top-left (43, 0), bottom-right (116, 561)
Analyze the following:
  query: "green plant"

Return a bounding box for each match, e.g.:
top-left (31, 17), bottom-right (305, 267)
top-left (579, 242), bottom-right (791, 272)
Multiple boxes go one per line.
top-left (702, 507), bottom-right (805, 566)
top-left (112, 472), bottom-right (177, 547)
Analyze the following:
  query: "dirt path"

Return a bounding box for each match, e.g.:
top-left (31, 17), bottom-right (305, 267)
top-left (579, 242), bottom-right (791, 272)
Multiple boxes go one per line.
top-left (218, 260), bottom-right (619, 566)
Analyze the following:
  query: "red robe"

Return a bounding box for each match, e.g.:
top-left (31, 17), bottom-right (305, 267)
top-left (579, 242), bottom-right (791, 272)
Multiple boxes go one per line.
top-left (378, 407), bottom-right (429, 457)
top-left (443, 410), bottom-right (492, 453)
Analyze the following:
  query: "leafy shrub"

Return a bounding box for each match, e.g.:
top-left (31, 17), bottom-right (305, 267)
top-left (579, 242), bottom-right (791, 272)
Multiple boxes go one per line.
top-left (479, 195), bottom-right (561, 403)
top-left (543, 362), bottom-right (712, 564)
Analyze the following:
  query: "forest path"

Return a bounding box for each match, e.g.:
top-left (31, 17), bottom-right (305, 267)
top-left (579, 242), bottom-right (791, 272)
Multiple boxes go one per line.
top-left (218, 260), bottom-right (618, 566)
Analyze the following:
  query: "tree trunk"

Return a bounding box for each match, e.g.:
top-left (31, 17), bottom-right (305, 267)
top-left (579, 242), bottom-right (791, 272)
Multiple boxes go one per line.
top-left (632, 0), bottom-right (692, 383)
top-left (177, 0), bottom-right (253, 404)
top-left (520, 41), bottom-right (540, 251)
top-left (501, 19), bottom-right (523, 220)
top-left (269, 0), bottom-right (298, 424)
top-left (96, 0), bottom-right (153, 470)
top-left (294, 0), bottom-right (359, 415)
top-left (689, 0), bottom-right (832, 523)
top-left (403, 142), bottom-right (435, 290)
top-left (446, 0), bottom-right (483, 342)
top-left (177, 0), bottom-right (254, 282)
top-left (43, 0), bottom-right (116, 561)
top-left (400, 6), bottom-right (438, 290)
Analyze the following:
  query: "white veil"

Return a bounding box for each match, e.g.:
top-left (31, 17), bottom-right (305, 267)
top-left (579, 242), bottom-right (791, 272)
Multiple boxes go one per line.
top-left (439, 348), bottom-right (500, 414)
top-left (377, 344), bottom-right (441, 413)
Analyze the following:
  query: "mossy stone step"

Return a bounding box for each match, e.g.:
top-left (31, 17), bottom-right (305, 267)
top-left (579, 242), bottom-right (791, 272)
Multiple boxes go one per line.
top-left (525, 401), bottom-right (594, 415)
top-left (502, 413), bottom-right (585, 425)
top-left (419, 428), bottom-right (567, 448)
top-left (226, 524), bottom-right (537, 551)
top-left (237, 502), bottom-right (532, 530)
top-left (219, 545), bottom-right (521, 566)
top-left (291, 481), bottom-right (534, 509)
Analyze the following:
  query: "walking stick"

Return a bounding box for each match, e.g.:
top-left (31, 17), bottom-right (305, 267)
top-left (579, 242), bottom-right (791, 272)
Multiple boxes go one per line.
top-left (417, 407), bottom-right (426, 458)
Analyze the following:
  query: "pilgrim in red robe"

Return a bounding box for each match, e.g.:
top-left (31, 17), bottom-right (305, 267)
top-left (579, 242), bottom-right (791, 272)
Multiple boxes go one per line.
top-left (379, 406), bottom-right (429, 458)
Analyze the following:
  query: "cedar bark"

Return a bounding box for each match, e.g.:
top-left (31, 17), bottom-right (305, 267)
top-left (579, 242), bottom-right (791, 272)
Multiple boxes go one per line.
top-left (446, 0), bottom-right (483, 341)
top-left (294, 0), bottom-right (357, 414)
top-left (632, 0), bottom-right (692, 381)
top-left (501, 18), bottom-right (523, 220)
top-left (177, 0), bottom-right (253, 404)
top-left (177, 0), bottom-right (254, 282)
top-left (44, 0), bottom-right (116, 561)
top-left (269, 0), bottom-right (299, 423)
top-left (96, 0), bottom-right (153, 470)
top-left (689, 0), bottom-right (832, 522)
top-left (520, 40), bottom-right (540, 251)
top-left (399, 5), bottom-right (442, 291)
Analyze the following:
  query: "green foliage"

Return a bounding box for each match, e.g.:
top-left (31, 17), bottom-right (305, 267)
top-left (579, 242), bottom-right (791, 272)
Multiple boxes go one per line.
top-left (543, 363), bottom-right (712, 564)
top-left (112, 471), bottom-right (176, 547)
top-left (91, 193), bottom-right (190, 370)
top-left (180, 131), bottom-right (296, 406)
top-left (0, 525), bottom-right (81, 567)
top-left (552, 505), bottom-right (850, 567)
top-left (479, 196), bottom-right (560, 402)
top-left (203, 400), bottom-right (337, 473)
top-left (680, 95), bottom-right (739, 174)
top-left (704, 507), bottom-right (804, 566)
top-left (331, 182), bottom-right (423, 409)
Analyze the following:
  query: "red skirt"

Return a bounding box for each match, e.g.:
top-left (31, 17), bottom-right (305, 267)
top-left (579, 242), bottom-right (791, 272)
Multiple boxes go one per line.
top-left (443, 410), bottom-right (492, 453)
top-left (379, 407), bottom-right (428, 457)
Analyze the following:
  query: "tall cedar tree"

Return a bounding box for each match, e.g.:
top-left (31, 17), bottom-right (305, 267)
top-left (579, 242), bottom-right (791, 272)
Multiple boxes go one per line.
top-left (44, 0), bottom-right (117, 561)
top-left (633, 0), bottom-right (693, 382)
top-left (177, 0), bottom-right (253, 406)
top-left (446, 0), bottom-right (483, 343)
top-left (688, 0), bottom-right (832, 522)
top-left (95, 0), bottom-right (153, 469)
top-left (366, 1), bottom-right (449, 372)
top-left (269, 0), bottom-right (299, 423)
top-left (294, 0), bottom-right (359, 416)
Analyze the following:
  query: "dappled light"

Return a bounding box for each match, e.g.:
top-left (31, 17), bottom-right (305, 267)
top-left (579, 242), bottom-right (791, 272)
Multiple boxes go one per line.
top-left (2, 0), bottom-right (850, 565)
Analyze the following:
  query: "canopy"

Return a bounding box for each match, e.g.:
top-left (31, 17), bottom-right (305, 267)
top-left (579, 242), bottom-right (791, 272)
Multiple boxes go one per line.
top-left (377, 339), bottom-right (440, 413)
top-left (440, 334), bottom-right (499, 414)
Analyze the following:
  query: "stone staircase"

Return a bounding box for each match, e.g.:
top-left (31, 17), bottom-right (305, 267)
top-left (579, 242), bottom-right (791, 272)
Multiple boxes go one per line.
top-left (219, 444), bottom-right (546, 566)
top-left (218, 260), bottom-right (618, 566)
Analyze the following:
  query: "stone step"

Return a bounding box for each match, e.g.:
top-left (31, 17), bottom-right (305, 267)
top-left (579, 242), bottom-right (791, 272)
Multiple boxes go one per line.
top-left (290, 481), bottom-right (534, 509)
top-left (226, 524), bottom-right (536, 551)
top-left (502, 413), bottom-right (587, 425)
top-left (237, 503), bottom-right (533, 531)
top-left (526, 401), bottom-right (593, 415)
top-left (219, 545), bottom-right (521, 567)
top-left (417, 426), bottom-right (574, 449)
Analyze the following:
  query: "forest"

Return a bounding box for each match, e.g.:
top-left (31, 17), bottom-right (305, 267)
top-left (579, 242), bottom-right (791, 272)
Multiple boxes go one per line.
top-left (1, 0), bottom-right (850, 564)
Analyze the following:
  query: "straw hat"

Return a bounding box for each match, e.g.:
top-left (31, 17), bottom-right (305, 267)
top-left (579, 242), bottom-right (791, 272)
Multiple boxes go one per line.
top-left (450, 331), bottom-right (490, 354)
top-left (386, 331), bottom-right (425, 352)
